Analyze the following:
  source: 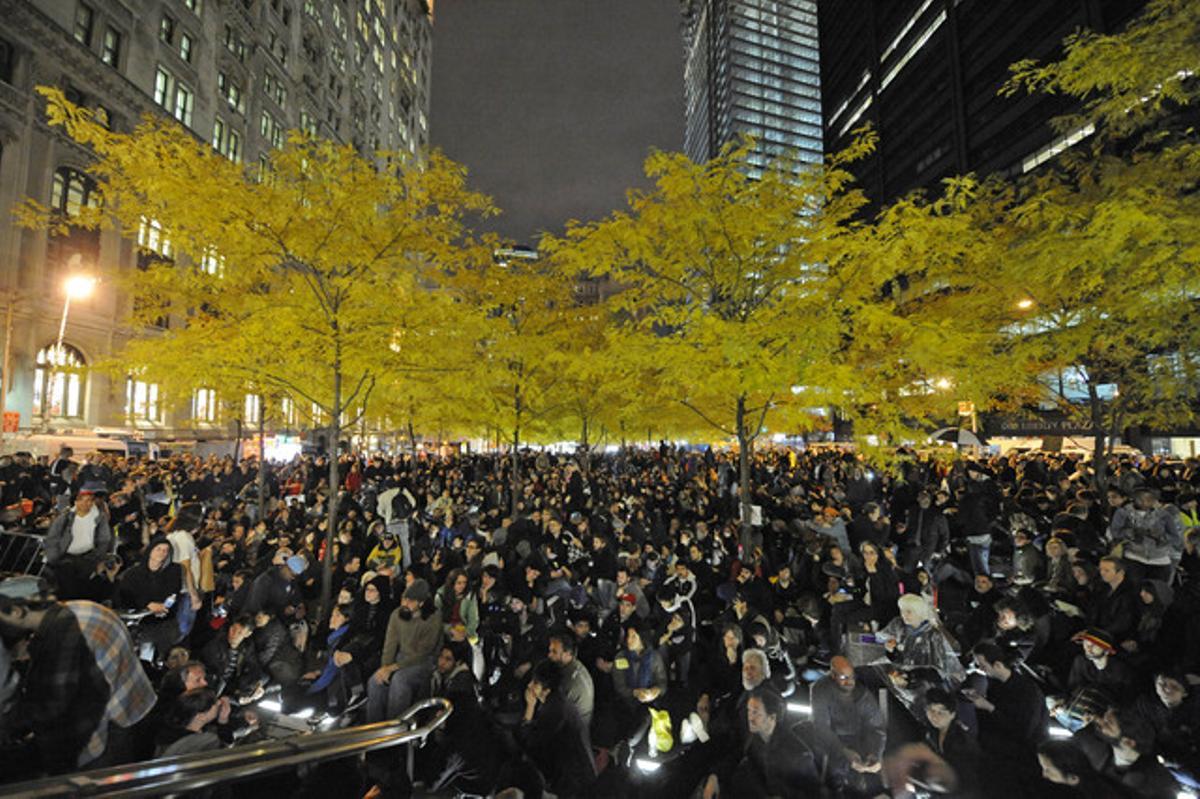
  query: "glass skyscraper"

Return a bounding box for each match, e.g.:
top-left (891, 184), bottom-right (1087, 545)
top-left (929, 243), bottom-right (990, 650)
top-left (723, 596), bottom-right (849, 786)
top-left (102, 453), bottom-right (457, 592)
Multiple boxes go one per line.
top-left (682, 0), bottom-right (823, 172)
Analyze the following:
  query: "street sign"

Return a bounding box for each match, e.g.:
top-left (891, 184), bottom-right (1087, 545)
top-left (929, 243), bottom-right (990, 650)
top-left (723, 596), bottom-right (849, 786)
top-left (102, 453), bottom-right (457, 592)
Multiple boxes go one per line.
top-left (2, 412), bottom-right (18, 432)
top-left (957, 401), bottom-right (975, 416)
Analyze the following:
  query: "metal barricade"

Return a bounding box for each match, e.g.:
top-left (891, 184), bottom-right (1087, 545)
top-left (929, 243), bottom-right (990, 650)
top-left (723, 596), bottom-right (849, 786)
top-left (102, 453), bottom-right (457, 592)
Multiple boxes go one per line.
top-left (0, 529), bottom-right (46, 576)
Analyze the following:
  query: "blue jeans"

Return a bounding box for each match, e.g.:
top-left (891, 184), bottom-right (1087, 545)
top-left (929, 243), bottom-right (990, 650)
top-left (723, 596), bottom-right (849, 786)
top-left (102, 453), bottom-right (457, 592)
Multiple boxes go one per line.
top-left (367, 658), bottom-right (432, 722)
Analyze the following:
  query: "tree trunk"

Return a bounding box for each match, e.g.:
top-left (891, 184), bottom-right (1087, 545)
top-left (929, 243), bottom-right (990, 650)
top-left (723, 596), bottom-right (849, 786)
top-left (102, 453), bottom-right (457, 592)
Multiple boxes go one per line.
top-left (234, 418), bottom-right (243, 463)
top-left (580, 414), bottom-right (591, 478)
top-left (510, 427), bottom-right (521, 519)
top-left (256, 409), bottom-right (266, 523)
top-left (736, 396), bottom-right (754, 557)
top-left (407, 417), bottom-right (417, 455)
top-left (1088, 383), bottom-right (1108, 490)
top-left (319, 356), bottom-right (343, 626)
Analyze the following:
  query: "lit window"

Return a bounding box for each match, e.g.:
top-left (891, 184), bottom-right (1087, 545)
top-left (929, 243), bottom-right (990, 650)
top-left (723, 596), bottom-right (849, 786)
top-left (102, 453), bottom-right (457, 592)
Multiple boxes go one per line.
top-left (192, 388), bottom-right (218, 423)
top-left (138, 217), bottom-right (172, 258)
top-left (154, 67), bottom-right (172, 107)
top-left (50, 167), bottom-right (98, 216)
top-left (74, 4), bottom-right (94, 46)
top-left (1021, 123), bottom-right (1096, 173)
top-left (126, 378), bottom-right (161, 422)
top-left (281, 396), bottom-right (298, 427)
top-left (180, 32), bottom-right (193, 62)
top-left (198, 248), bottom-right (224, 276)
top-left (174, 83), bottom-right (194, 127)
top-left (160, 15), bottom-right (176, 45)
top-left (33, 344), bottom-right (86, 419)
top-left (101, 27), bottom-right (122, 67)
top-left (212, 117), bottom-right (225, 151)
top-left (244, 393), bottom-right (261, 425)
top-left (227, 130), bottom-right (241, 163)
top-left (183, 0), bottom-right (202, 13)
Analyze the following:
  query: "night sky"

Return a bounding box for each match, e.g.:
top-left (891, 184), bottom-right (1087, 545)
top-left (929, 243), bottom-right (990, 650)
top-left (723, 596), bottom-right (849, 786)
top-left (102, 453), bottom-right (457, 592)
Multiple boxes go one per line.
top-left (430, 0), bottom-right (685, 246)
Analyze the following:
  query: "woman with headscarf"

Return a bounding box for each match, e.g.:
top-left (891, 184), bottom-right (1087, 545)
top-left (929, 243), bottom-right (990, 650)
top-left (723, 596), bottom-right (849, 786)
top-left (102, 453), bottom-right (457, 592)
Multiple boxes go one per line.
top-left (117, 535), bottom-right (184, 660)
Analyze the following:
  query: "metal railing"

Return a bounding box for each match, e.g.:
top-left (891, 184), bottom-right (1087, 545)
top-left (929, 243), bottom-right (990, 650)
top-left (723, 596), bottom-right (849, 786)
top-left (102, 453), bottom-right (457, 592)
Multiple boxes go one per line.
top-left (0, 528), bottom-right (46, 576)
top-left (0, 697), bottom-right (453, 798)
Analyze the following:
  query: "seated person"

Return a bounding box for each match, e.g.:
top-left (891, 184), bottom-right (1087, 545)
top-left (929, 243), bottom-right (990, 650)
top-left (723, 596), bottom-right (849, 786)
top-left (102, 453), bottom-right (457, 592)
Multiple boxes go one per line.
top-left (304, 603), bottom-right (359, 712)
top-left (876, 593), bottom-right (966, 692)
top-left (923, 687), bottom-right (981, 798)
top-left (201, 614), bottom-right (266, 701)
top-left (252, 609), bottom-right (303, 688)
top-left (518, 660), bottom-right (596, 798)
top-left (1067, 628), bottom-right (1136, 705)
top-left (116, 536), bottom-right (184, 661)
top-left (809, 656), bottom-right (886, 792)
top-left (733, 689), bottom-right (820, 798)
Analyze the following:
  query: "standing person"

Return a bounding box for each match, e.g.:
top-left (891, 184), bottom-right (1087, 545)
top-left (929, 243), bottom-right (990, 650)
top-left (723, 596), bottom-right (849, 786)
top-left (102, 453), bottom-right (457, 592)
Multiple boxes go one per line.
top-left (0, 582), bottom-right (155, 775)
top-left (43, 483), bottom-right (113, 600)
top-left (1109, 487), bottom-right (1182, 583)
top-left (899, 488), bottom-right (949, 575)
top-left (959, 463), bottom-right (1001, 577)
top-left (367, 578), bottom-right (441, 722)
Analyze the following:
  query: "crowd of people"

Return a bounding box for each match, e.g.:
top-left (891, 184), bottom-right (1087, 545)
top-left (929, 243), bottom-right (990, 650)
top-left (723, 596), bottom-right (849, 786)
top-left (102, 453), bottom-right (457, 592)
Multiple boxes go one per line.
top-left (0, 442), bottom-right (1199, 798)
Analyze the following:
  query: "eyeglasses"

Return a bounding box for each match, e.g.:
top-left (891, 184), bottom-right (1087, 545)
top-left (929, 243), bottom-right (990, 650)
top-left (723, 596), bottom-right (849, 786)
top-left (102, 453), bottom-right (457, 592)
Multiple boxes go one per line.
top-left (833, 672), bottom-right (855, 683)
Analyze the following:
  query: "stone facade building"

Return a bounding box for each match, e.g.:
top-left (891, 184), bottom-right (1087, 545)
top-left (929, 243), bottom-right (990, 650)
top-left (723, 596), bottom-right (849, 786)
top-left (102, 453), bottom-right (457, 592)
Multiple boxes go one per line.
top-left (0, 0), bottom-right (432, 441)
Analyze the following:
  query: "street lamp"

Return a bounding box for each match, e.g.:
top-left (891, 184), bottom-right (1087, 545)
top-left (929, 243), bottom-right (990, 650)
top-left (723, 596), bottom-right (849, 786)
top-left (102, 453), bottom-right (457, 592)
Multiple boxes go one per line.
top-left (42, 274), bottom-right (97, 426)
top-left (1016, 297), bottom-right (1035, 310)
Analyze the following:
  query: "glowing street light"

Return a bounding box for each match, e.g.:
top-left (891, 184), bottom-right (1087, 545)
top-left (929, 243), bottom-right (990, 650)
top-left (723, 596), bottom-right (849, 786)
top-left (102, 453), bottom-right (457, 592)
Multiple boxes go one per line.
top-left (42, 274), bottom-right (97, 426)
top-left (933, 377), bottom-right (954, 391)
top-left (1016, 297), bottom-right (1035, 310)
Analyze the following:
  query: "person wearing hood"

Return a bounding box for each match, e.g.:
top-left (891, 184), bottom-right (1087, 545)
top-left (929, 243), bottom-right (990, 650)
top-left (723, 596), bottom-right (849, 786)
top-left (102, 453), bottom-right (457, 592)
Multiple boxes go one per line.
top-left (344, 574), bottom-right (395, 678)
top-left (117, 536), bottom-right (184, 660)
top-left (1127, 580), bottom-right (1172, 659)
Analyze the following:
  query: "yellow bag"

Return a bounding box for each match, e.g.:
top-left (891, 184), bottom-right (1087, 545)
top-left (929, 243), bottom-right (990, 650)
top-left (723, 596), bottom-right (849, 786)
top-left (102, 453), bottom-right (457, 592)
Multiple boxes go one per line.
top-left (648, 707), bottom-right (673, 753)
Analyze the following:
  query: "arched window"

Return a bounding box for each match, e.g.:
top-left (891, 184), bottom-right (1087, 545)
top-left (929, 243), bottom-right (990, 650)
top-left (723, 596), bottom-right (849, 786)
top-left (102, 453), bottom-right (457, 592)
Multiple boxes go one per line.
top-left (49, 167), bottom-right (98, 217)
top-left (33, 344), bottom-right (87, 419)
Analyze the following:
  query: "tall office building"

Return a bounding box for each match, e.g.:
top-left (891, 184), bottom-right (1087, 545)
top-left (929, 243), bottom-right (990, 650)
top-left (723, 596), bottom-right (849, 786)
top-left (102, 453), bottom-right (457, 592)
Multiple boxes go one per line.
top-left (818, 0), bottom-right (1146, 207)
top-left (682, 0), bottom-right (823, 172)
top-left (0, 0), bottom-right (432, 439)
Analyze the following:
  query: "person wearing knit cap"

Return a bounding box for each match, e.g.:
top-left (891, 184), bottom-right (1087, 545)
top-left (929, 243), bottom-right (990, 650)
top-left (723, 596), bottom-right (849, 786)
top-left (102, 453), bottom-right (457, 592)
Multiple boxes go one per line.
top-left (367, 577), bottom-right (441, 723)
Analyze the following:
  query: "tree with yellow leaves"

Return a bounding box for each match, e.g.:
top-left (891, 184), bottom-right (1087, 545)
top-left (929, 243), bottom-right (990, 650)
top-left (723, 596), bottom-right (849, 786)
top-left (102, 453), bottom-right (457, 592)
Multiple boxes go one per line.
top-left (19, 87), bottom-right (494, 617)
top-left (988, 0), bottom-right (1200, 484)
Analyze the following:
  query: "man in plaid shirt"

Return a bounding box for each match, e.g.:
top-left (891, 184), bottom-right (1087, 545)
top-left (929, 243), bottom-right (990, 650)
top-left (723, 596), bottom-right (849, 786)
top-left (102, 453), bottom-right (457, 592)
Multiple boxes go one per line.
top-left (0, 582), bottom-right (156, 774)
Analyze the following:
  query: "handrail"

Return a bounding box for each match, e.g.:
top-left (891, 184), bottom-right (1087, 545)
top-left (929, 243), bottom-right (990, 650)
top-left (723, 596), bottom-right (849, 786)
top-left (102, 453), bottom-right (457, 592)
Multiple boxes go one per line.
top-left (0, 697), bottom-right (453, 798)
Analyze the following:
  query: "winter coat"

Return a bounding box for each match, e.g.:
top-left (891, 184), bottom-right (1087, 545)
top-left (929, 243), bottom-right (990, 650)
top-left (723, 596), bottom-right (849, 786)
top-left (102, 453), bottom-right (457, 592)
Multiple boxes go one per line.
top-left (43, 506), bottom-right (113, 563)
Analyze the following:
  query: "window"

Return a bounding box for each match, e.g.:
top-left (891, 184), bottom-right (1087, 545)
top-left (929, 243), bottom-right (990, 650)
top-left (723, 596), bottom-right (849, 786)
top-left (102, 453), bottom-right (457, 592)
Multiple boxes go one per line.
top-left (217, 72), bottom-right (245, 114)
top-left (33, 344), bottom-right (86, 419)
top-left (50, 167), bottom-right (98, 216)
top-left (179, 32), bottom-right (193, 62)
top-left (154, 67), bottom-right (172, 107)
top-left (183, 0), bottom-right (202, 13)
top-left (126, 378), bottom-right (161, 422)
top-left (137, 217), bottom-right (171, 258)
top-left (159, 15), bottom-right (176, 45)
top-left (244, 393), bottom-right (261, 425)
top-left (223, 25), bottom-right (246, 62)
top-left (74, 4), bottom-right (94, 46)
top-left (227, 130), bottom-right (241, 163)
top-left (212, 117), bottom-right (225, 150)
top-left (198, 248), bottom-right (224, 276)
top-left (101, 27), bottom-right (121, 67)
top-left (281, 396), bottom-right (298, 427)
top-left (174, 83), bottom-right (194, 127)
top-left (192, 388), bottom-right (218, 423)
